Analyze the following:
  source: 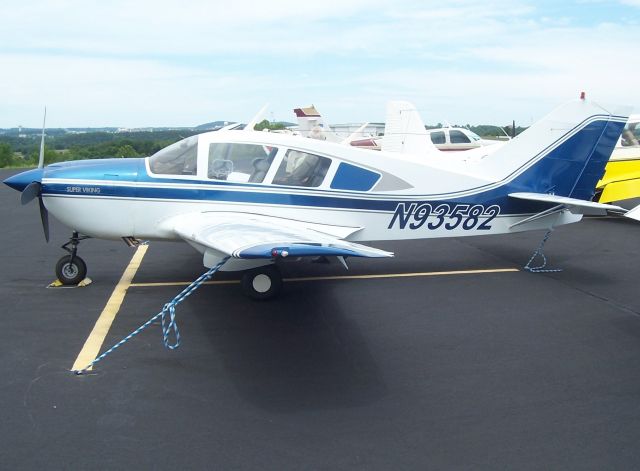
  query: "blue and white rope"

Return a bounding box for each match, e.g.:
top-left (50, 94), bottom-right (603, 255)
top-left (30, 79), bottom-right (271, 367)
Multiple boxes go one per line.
top-left (73, 256), bottom-right (230, 375)
top-left (523, 230), bottom-right (562, 273)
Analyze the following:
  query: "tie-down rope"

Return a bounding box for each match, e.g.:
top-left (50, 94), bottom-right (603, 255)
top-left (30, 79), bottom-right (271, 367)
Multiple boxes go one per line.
top-left (73, 256), bottom-right (230, 375)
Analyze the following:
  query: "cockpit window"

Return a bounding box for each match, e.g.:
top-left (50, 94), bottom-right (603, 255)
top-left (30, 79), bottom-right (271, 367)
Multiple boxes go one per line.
top-left (430, 131), bottom-right (446, 145)
top-left (273, 150), bottom-right (331, 187)
top-left (149, 135), bottom-right (198, 175)
top-left (208, 143), bottom-right (278, 183)
top-left (468, 131), bottom-right (481, 141)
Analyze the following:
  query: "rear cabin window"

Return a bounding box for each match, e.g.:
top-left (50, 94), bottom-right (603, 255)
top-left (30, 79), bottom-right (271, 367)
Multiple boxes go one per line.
top-left (449, 130), bottom-right (471, 144)
top-left (330, 162), bottom-right (380, 191)
top-left (430, 131), bottom-right (446, 145)
top-left (208, 143), bottom-right (278, 183)
top-left (273, 150), bottom-right (331, 188)
top-left (149, 135), bottom-right (198, 175)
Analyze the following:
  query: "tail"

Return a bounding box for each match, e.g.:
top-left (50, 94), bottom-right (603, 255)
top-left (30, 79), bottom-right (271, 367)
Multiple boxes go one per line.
top-left (293, 105), bottom-right (342, 143)
top-left (381, 101), bottom-right (439, 155)
top-left (490, 97), bottom-right (630, 201)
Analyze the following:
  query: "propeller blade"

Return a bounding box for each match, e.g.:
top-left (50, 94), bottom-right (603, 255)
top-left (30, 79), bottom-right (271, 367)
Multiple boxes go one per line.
top-left (21, 181), bottom-right (41, 205)
top-left (38, 196), bottom-right (50, 243)
top-left (38, 107), bottom-right (47, 169)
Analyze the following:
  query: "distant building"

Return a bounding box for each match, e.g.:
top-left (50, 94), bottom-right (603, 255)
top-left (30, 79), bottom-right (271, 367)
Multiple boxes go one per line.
top-left (329, 123), bottom-right (385, 139)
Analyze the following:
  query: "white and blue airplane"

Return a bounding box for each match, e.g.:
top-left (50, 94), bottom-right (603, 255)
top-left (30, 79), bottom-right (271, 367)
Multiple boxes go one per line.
top-left (4, 97), bottom-right (640, 299)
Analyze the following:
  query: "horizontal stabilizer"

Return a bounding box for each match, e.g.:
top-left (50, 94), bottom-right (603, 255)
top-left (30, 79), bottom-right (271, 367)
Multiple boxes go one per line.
top-left (598, 178), bottom-right (640, 204)
top-left (509, 192), bottom-right (626, 215)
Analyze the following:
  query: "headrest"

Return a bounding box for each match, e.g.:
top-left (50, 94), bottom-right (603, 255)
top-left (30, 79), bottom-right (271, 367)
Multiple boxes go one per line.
top-left (254, 159), bottom-right (270, 171)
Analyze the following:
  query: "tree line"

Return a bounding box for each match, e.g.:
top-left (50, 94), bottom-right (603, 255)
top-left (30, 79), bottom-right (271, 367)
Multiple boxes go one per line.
top-left (0, 130), bottom-right (199, 167)
top-left (0, 120), bottom-right (523, 168)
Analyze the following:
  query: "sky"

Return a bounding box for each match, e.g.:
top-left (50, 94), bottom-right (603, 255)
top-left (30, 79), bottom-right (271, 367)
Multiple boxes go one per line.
top-left (1, 0), bottom-right (639, 128)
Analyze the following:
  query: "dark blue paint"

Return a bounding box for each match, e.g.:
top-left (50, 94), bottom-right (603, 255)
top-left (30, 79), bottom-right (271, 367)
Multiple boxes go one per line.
top-left (330, 162), bottom-right (380, 191)
top-left (239, 244), bottom-right (376, 259)
top-left (3, 168), bottom-right (44, 192)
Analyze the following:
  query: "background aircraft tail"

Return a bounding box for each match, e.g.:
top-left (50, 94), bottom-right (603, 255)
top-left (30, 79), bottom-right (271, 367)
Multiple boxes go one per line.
top-left (293, 105), bottom-right (342, 143)
top-left (489, 98), bottom-right (631, 201)
top-left (382, 101), bottom-right (439, 155)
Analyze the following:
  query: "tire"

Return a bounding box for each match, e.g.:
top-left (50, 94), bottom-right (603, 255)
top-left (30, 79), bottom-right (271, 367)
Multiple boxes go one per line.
top-left (56, 255), bottom-right (87, 285)
top-left (241, 265), bottom-right (282, 300)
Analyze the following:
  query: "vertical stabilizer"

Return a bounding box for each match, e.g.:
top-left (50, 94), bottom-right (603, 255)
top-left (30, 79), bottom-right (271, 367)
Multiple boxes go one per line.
top-left (382, 101), bottom-right (439, 155)
top-left (489, 98), bottom-right (631, 200)
top-left (293, 105), bottom-right (341, 143)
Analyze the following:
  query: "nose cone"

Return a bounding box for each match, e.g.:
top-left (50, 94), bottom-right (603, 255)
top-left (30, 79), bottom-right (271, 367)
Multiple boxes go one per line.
top-left (3, 168), bottom-right (44, 192)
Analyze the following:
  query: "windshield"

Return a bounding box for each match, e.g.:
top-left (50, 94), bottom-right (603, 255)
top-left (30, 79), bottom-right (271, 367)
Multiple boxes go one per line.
top-left (149, 135), bottom-right (198, 175)
top-left (467, 130), bottom-right (481, 141)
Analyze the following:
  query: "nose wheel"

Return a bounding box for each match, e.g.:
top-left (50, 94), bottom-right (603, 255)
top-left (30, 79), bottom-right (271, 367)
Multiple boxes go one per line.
top-left (56, 255), bottom-right (87, 285)
top-left (241, 265), bottom-right (283, 300)
top-left (56, 231), bottom-right (90, 285)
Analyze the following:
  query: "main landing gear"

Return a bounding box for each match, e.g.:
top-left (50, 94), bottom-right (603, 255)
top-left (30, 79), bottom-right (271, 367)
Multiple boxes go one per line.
top-left (56, 231), bottom-right (90, 285)
top-left (241, 265), bottom-right (283, 300)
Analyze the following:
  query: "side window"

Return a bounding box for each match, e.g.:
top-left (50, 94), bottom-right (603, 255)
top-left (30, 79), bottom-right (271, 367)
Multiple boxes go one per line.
top-left (273, 150), bottom-right (331, 188)
top-left (450, 130), bottom-right (471, 144)
top-left (330, 162), bottom-right (380, 191)
top-left (149, 135), bottom-right (198, 175)
top-left (208, 143), bottom-right (277, 183)
top-left (430, 131), bottom-right (446, 145)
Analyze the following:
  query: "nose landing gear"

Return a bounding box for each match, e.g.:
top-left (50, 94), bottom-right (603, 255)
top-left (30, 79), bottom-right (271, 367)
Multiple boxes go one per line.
top-left (56, 231), bottom-right (90, 285)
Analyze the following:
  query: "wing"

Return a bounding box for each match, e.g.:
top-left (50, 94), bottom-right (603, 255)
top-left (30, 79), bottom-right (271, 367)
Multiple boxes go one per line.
top-left (168, 212), bottom-right (393, 262)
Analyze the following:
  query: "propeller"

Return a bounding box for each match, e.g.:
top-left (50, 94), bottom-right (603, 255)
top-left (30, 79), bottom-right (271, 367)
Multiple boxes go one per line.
top-left (39, 196), bottom-right (50, 242)
top-left (38, 107), bottom-right (46, 169)
top-left (21, 181), bottom-right (41, 205)
top-left (19, 107), bottom-right (50, 242)
top-left (20, 180), bottom-right (50, 242)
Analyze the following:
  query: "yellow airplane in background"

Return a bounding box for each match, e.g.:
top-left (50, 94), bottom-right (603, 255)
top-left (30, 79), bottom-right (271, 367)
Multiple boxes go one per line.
top-left (596, 115), bottom-right (640, 203)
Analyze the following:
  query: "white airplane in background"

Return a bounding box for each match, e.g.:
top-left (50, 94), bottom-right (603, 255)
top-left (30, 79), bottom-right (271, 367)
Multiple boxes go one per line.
top-left (305, 100), bottom-right (505, 155)
top-left (4, 96), bottom-right (640, 301)
top-left (381, 100), bottom-right (506, 157)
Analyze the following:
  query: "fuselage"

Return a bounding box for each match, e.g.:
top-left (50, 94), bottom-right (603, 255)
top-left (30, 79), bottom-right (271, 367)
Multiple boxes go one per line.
top-left (32, 119), bottom-right (616, 243)
top-left (5, 98), bottom-right (628, 247)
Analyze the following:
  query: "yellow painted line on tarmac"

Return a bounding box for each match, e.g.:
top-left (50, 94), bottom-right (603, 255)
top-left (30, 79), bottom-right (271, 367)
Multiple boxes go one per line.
top-left (284, 267), bottom-right (519, 282)
top-left (71, 245), bottom-right (149, 372)
top-left (129, 267), bottom-right (519, 288)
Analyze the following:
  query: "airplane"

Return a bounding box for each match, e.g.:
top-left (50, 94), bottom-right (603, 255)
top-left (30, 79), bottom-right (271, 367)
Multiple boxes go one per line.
top-left (4, 96), bottom-right (640, 302)
top-left (426, 126), bottom-right (499, 151)
top-left (380, 100), bottom-right (506, 157)
top-left (316, 100), bottom-right (506, 156)
top-left (294, 105), bottom-right (373, 145)
top-left (595, 114), bottom-right (640, 204)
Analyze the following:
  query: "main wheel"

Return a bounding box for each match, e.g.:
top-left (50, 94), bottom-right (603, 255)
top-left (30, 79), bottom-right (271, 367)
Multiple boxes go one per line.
top-left (241, 265), bottom-right (282, 300)
top-left (55, 255), bottom-right (87, 285)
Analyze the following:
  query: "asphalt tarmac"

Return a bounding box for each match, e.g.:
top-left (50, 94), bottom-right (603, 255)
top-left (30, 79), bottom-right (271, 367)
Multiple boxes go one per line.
top-left (2, 168), bottom-right (640, 470)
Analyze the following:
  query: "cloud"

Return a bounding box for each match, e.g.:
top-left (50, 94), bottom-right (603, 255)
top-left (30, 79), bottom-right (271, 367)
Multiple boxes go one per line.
top-left (1, 1), bottom-right (639, 126)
